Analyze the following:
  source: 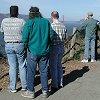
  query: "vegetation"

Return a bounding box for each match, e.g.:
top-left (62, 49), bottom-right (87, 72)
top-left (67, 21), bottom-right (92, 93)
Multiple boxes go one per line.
top-left (74, 47), bottom-right (84, 60)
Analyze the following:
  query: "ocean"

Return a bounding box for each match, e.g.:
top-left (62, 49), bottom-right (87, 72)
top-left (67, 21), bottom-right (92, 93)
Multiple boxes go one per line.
top-left (64, 21), bottom-right (80, 36)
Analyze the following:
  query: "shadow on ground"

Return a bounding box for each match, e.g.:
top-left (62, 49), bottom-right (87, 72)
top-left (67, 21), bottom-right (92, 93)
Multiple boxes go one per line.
top-left (49, 66), bottom-right (90, 96)
top-left (63, 66), bottom-right (90, 86)
top-left (96, 53), bottom-right (100, 60)
top-left (17, 66), bottom-right (90, 97)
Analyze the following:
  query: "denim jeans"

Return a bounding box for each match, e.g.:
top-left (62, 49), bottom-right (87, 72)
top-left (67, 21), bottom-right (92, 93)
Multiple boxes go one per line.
top-left (84, 37), bottom-right (95, 60)
top-left (27, 51), bottom-right (49, 92)
top-left (49, 44), bottom-right (64, 88)
top-left (5, 43), bottom-right (27, 90)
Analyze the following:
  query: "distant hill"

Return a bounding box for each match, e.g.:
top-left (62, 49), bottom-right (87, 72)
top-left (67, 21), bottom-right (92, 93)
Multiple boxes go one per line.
top-left (1, 13), bottom-right (89, 26)
top-left (0, 13), bottom-right (53, 25)
top-left (0, 13), bottom-right (28, 24)
top-left (0, 13), bottom-right (9, 24)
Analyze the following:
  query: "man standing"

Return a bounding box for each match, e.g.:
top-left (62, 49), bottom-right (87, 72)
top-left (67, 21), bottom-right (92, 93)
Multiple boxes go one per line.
top-left (50, 11), bottom-right (67, 91)
top-left (0, 6), bottom-right (27, 92)
top-left (21, 7), bottom-right (54, 98)
top-left (80, 12), bottom-right (98, 62)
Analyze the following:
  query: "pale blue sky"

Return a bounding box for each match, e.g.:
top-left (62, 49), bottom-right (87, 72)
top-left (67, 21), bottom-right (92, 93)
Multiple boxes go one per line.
top-left (0, 0), bottom-right (100, 21)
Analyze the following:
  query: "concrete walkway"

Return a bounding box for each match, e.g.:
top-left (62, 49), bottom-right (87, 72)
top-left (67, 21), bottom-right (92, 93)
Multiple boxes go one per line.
top-left (0, 61), bottom-right (100, 100)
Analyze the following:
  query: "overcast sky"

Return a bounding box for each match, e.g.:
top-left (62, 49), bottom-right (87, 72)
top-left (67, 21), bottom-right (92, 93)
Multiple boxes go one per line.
top-left (0, 0), bottom-right (100, 21)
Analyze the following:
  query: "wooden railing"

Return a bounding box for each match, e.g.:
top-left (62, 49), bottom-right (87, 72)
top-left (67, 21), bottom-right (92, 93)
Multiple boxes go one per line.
top-left (62, 27), bottom-right (78, 63)
top-left (62, 26), bottom-right (100, 64)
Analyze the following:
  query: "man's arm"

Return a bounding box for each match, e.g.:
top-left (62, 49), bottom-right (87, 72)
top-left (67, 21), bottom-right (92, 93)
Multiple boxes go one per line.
top-left (21, 19), bottom-right (26, 32)
top-left (22, 22), bottom-right (30, 47)
top-left (79, 20), bottom-right (88, 31)
top-left (0, 21), bottom-right (4, 33)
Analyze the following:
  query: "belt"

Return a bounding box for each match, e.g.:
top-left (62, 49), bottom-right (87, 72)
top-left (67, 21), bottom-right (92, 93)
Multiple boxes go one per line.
top-left (5, 41), bottom-right (23, 43)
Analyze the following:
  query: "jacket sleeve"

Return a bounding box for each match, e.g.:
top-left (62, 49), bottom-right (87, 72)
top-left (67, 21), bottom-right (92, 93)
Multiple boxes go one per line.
top-left (79, 20), bottom-right (88, 31)
top-left (22, 22), bottom-right (30, 47)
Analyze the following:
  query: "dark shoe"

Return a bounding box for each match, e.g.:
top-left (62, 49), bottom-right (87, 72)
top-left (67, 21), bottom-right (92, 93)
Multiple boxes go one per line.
top-left (58, 86), bottom-right (63, 89)
top-left (51, 87), bottom-right (58, 91)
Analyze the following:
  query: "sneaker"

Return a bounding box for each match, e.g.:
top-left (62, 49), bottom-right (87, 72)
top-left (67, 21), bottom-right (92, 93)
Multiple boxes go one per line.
top-left (21, 90), bottom-right (35, 99)
top-left (8, 86), bottom-right (17, 93)
top-left (42, 91), bottom-right (49, 98)
top-left (81, 59), bottom-right (88, 63)
top-left (91, 59), bottom-right (96, 63)
top-left (8, 88), bottom-right (17, 93)
top-left (21, 88), bottom-right (27, 91)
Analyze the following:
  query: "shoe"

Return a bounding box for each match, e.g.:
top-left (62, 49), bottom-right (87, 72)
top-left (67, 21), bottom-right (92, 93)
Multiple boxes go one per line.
top-left (8, 88), bottom-right (17, 93)
top-left (81, 59), bottom-right (88, 63)
top-left (8, 86), bottom-right (17, 93)
top-left (58, 86), bottom-right (63, 89)
top-left (21, 88), bottom-right (27, 91)
top-left (42, 91), bottom-right (49, 98)
top-left (21, 90), bottom-right (35, 99)
top-left (51, 86), bottom-right (58, 91)
top-left (91, 59), bottom-right (96, 62)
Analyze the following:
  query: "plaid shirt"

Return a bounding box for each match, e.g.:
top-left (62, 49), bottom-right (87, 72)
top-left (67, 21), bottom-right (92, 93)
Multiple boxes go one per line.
top-left (51, 21), bottom-right (67, 45)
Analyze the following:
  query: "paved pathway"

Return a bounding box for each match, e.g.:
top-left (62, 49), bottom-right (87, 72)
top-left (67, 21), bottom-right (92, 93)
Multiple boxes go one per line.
top-left (0, 61), bottom-right (100, 100)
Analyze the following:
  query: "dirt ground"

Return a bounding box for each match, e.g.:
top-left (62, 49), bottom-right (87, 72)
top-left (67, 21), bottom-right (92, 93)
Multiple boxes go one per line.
top-left (0, 59), bottom-right (9, 90)
top-left (0, 55), bottom-right (99, 92)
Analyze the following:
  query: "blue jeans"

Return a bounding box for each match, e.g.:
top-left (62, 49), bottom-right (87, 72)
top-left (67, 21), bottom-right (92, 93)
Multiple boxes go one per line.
top-left (49, 44), bottom-right (64, 88)
top-left (5, 43), bottom-right (27, 90)
top-left (84, 37), bottom-right (95, 60)
top-left (27, 51), bottom-right (49, 92)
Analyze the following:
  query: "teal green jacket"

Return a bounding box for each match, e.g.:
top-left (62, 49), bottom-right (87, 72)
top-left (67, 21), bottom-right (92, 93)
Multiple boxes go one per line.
top-left (80, 18), bottom-right (98, 38)
top-left (22, 17), bottom-right (54, 56)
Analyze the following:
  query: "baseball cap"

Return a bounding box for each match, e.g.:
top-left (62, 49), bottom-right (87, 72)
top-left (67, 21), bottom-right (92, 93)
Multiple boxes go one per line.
top-left (29, 7), bottom-right (39, 13)
top-left (88, 11), bottom-right (93, 16)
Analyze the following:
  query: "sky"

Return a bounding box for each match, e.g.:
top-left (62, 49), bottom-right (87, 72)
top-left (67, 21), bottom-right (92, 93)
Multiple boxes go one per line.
top-left (0, 0), bottom-right (100, 21)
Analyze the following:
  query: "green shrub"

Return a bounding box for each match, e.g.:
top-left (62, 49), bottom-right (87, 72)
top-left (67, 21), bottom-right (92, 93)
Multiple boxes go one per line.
top-left (74, 48), bottom-right (84, 60)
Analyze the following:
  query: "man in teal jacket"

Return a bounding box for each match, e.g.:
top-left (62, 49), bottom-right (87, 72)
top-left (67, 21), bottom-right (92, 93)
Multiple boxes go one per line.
top-left (80, 12), bottom-right (98, 62)
top-left (21, 7), bottom-right (54, 98)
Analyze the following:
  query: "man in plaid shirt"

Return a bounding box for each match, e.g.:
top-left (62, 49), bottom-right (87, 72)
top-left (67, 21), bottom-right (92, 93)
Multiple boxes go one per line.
top-left (49, 11), bottom-right (67, 91)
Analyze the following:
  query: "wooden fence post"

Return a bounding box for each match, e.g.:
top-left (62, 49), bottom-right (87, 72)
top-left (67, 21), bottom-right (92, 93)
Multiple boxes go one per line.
top-left (70, 27), bottom-right (77, 58)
